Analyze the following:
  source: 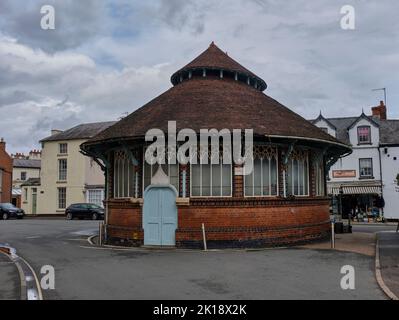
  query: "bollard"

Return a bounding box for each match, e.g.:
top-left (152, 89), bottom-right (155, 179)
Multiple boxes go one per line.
top-left (202, 223), bottom-right (207, 251)
top-left (331, 222), bottom-right (335, 249)
top-left (99, 221), bottom-right (103, 246)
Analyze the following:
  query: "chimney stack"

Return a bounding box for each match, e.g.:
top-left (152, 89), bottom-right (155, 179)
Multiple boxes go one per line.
top-left (29, 149), bottom-right (41, 159)
top-left (0, 138), bottom-right (5, 151)
top-left (51, 129), bottom-right (63, 136)
top-left (371, 100), bottom-right (387, 120)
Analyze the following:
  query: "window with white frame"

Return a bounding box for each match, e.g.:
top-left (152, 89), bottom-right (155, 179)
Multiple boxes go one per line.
top-left (20, 171), bottom-right (27, 181)
top-left (357, 126), bottom-right (371, 144)
top-left (87, 189), bottom-right (104, 207)
top-left (191, 148), bottom-right (232, 197)
top-left (359, 158), bottom-right (373, 178)
top-left (58, 159), bottom-right (67, 181)
top-left (287, 149), bottom-right (309, 196)
top-left (58, 187), bottom-right (66, 209)
top-left (59, 143), bottom-right (68, 154)
top-left (313, 153), bottom-right (325, 196)
top-left (244, 145), bottom-right (278, 197)
top-left (24, 188), bottom-right (28, 201)
top-left (114, 150), bottom-right (137, 198)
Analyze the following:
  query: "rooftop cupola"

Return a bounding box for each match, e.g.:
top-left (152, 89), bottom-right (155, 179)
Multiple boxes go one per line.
top-left (170, 42), bottom-right (267, 91)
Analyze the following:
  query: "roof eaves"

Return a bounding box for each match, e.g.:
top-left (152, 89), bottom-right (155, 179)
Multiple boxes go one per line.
top-left (313, 114), bottom-right (337, 130)
top-left (347, 113), bottom-right (380, 130)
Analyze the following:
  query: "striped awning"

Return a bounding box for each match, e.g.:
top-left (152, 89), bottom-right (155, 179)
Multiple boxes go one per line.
top-left (12, 188), bottom-right (22, 196)
top-left (328, 185), bottom-right (382, 196)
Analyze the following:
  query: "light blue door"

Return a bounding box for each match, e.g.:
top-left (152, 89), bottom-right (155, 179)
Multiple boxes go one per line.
top-left (143, 186), bottom-right (177, 246)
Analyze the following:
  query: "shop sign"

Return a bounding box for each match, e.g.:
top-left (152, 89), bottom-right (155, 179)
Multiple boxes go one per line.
top-left (332, 170), bottom-right (356, 178)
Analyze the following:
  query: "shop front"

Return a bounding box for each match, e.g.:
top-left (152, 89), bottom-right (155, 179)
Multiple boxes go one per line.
top-left (328, 182), bottom-right (383, 220)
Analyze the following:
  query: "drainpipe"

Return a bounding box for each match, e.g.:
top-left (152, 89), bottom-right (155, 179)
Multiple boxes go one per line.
top-left (378, 146), bottom-right (384, 220)
top-left (104, 166), bottom-right (108, 241)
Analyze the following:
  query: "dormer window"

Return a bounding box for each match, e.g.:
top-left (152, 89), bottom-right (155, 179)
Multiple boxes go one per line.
top-left (357, 126), bottom-right (371, 144)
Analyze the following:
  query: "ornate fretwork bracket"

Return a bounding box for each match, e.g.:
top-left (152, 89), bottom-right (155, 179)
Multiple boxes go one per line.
top-left (282, 141), bottom-right (297, 166)
top-left (121, 145), bottom-right (139, 166)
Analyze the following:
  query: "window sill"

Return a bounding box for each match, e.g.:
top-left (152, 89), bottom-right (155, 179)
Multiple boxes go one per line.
top-left (357, 143), bottom-right (372, 146)
top-left (56, 180), bottom-right (67, 184)
top-left (57, 154), bottom-right (68, 157)
top-left (359, 176), bottom-right (374, 180)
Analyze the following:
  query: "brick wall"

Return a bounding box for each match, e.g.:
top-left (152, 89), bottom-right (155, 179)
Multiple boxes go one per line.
top-left (176, 198), bottom-right (330, 248)
top-left (106, 197), bottom-right (330, 248)
top-left (0, 140), bottom-right (13, 203)
top-left (106, 199), bottom-right (143, 246)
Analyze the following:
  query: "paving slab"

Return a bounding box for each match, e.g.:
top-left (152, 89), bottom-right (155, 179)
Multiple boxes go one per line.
top-left (0, 252), bottom-right (20, 300)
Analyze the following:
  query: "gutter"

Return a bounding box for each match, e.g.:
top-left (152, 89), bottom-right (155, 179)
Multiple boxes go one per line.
top-left (264, 134), bottom-right (352, 151)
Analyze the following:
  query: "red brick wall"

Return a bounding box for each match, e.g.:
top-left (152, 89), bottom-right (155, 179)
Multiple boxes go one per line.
top-left (106, 199), bottom-right (143, 245)
top-left (176, 198), bottom-right (330, 247)
top-left (0, 141), bottom-right (13, 203)
top-left (105, 197), bottom-right (330, 248)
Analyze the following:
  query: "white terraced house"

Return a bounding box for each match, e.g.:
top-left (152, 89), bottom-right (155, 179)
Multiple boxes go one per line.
top-left (21, 122), bottom-right (115, 215)
top-left (311, 101), bottom-right (399, 221)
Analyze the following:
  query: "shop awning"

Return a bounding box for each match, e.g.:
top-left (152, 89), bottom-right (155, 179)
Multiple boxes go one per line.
top-left (12, 188), bottom-right (22, 196)
top-left (328, 185), bottom-right (382, 196)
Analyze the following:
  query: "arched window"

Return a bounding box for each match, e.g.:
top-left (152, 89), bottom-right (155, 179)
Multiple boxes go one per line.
top-left (313, 153), bottom-right (325, 196)
top-left (287, 149), bottom-right (309, 196)
top-left (244, 145), bottom-right (278, 197)
top-left (113, 150), bottom-right (137, 198)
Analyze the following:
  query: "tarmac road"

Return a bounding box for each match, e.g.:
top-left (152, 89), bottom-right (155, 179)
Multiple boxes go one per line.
top-left (0, 219), bottom-right (386, 300)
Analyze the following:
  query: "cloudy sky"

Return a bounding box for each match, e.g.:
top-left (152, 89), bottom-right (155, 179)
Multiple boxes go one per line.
top-left (0, 0), bottom-right (398, 153)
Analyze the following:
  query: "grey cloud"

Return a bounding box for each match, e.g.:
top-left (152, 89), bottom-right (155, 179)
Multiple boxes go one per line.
top-left (0, 90), bottom-right (39, 106)
top-left (0, 0), bottom-right (106, 52)
top-left (1, 0), bottom-right (399, 153)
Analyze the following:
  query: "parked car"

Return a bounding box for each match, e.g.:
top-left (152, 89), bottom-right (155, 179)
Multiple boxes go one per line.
top-left (65, 203), bottom-right (104, 220)
top-left (0, 203), bottom-right (25, 220)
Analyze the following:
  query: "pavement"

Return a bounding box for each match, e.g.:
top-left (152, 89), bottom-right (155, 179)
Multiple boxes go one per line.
top-left (0, 252), bottom-right (20, 300)
top-left (0, 219), bottom-right (388, 300)
top-left (377, 231), bottom-right (399, 298)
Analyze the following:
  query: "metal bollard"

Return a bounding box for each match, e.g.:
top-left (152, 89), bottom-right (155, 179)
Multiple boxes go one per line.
top-left (202, 223), bottom-right (207, 251)
top-left (331, 222), bottom-right (335, 249)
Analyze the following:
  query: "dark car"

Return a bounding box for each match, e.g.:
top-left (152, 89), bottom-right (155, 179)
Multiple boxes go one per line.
top-left (0, 203), bottom-right (25, 220)
top-left (65, 203), bottom-right (104, 220)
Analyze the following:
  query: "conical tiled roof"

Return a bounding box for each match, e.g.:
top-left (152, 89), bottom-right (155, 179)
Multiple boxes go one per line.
top-left (82, 44), bottom-right (351, 156)
top-left (171, 42), bottom-right (267, 91)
